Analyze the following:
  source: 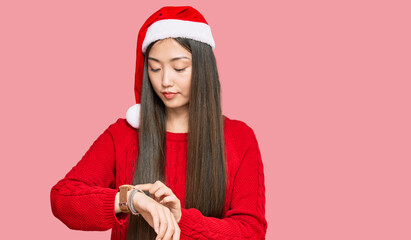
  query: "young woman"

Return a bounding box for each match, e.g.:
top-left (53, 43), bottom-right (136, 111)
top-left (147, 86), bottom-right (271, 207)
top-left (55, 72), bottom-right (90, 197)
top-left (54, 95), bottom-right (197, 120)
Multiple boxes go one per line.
top-left (51, 6), bottom-right (267, 240)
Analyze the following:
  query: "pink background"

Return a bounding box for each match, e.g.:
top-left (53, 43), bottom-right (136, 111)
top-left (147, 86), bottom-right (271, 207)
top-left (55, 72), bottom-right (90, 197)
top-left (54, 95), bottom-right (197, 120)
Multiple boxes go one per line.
top-left (1, 0), bottom-right (410, 239)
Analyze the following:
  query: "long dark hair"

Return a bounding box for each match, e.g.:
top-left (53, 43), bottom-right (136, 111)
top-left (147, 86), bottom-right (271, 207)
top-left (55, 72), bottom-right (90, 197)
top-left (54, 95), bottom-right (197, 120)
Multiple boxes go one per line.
top-left (127, 37), bottom-right (227, 239)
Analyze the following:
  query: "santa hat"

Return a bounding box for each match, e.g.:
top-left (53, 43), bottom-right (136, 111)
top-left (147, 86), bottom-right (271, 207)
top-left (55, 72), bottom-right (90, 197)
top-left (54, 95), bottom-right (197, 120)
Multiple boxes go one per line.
top-left (126, 6), bottom-right (216, 128)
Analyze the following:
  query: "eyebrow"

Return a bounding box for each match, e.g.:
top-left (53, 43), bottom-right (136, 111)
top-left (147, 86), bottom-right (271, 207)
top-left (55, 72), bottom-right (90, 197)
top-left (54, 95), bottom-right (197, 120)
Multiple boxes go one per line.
top-left (148, 56), bottom-right (191, 62)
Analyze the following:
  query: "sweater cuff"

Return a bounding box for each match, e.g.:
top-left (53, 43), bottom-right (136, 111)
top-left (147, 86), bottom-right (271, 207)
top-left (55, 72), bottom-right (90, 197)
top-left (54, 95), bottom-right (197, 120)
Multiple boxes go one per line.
top-left (102, 188), bottom-right (128, 227)
top-left (178, 208), bottom-right (202, 232)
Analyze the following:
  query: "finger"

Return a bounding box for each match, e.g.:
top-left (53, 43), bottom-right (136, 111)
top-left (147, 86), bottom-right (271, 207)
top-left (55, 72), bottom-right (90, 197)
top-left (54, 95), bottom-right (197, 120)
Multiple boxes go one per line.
top-left (159, 195), bottom-right (178, 205)
top-left (150, 180), bottom-right (166, 196)
top-left (156, 205), bottom-right (168, 240)
top-left (171, 211), bottom-right (180, 240)
top-left (154, 180), bottom-right (165, 187)
top-left (134, 183), bottom-right (153, 191)
top-left (162, 208), bottom-right (174, 240)
top-left (154, 187), bottom-right (173, 202)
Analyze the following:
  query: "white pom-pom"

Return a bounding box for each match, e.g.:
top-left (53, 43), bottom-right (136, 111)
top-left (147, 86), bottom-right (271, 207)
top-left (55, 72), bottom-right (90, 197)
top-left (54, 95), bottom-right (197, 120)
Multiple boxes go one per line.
top-left (126, 104), bottom-right (140, 129)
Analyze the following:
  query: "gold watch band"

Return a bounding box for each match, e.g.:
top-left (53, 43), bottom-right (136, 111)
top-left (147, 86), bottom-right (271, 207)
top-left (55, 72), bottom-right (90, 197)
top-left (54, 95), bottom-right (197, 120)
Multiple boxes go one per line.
top-left (119, 185), bottom-right (134, 213)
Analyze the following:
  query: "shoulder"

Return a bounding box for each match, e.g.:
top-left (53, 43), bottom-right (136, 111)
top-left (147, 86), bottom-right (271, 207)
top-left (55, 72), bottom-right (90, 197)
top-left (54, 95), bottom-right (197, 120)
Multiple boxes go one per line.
top-left (105, 118), bottom-right (138, 146)
top-left (224, 115), bottom-right (256, 138)
top-left (223, 115), bottom-right (258, 148)
top-left (106, 117), bottom-right (137, 133)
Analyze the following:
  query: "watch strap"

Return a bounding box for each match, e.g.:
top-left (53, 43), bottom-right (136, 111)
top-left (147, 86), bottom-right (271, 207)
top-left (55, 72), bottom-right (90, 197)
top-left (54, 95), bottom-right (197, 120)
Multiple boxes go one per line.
top-left (119, 184), bottom-right (134, 213)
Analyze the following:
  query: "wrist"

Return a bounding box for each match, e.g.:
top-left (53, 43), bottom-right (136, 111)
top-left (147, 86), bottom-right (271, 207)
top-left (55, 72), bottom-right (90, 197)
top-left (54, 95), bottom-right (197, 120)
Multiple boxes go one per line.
top-left (128, 188), bottom-right (145, 215)
top-left (131, 189), bottom-right (146, 212)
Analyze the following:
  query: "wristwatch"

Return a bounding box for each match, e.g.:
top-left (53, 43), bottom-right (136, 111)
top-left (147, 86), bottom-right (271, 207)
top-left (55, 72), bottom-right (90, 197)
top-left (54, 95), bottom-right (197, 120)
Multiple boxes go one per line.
top-left (119, 185), bottom-right (134, 213)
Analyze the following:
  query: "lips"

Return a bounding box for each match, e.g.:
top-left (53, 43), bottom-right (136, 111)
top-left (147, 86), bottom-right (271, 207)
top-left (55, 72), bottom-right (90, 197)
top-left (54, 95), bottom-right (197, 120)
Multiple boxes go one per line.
top-left (162, 92), bottom-right (177, 100)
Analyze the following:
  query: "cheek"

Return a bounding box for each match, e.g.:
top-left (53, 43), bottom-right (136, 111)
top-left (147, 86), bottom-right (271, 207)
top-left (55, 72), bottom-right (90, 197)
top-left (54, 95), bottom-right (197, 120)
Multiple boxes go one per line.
top-left (148, 76), bottom-right (159, 91)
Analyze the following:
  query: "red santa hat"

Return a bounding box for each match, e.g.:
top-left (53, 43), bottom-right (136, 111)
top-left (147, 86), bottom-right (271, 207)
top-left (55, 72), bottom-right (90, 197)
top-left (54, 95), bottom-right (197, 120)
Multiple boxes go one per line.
top-left (126, 6), bottom-right (215, 128)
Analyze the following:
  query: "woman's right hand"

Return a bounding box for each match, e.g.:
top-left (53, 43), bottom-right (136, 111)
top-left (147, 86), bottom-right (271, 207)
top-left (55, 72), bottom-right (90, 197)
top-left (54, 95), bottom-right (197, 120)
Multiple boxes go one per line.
top-left (132, 190), bottom-right (180, 240)
top-left (136, 181), bottom-right (182, 223)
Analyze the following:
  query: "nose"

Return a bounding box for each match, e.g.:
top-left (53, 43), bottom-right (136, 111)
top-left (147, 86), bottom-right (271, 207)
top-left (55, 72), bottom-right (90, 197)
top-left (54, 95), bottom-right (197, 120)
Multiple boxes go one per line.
top-left (161, 68), bottom-right (174, 88)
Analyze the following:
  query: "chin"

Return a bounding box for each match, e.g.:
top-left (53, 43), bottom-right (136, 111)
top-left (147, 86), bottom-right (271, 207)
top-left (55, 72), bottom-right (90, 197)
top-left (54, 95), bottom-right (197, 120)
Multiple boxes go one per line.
top-left (164, 102), bottom-right (189, 111)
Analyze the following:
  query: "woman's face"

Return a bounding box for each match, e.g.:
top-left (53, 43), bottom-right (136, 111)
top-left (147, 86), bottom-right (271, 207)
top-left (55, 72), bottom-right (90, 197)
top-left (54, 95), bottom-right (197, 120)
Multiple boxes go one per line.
top-left (147, 38), bottom-right (192, 113)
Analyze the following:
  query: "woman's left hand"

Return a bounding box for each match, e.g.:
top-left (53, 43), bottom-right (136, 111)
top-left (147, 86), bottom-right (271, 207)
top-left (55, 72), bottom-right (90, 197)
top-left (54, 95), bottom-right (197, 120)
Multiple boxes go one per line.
top-left (136, 181), bottom-right (182, 223)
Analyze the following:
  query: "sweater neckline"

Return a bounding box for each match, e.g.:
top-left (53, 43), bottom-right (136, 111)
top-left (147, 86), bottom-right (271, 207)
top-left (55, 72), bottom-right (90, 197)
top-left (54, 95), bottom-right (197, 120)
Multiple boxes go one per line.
top-left (166, 131), bottom-right (188, 141)
top-left (164, 116), bottom-right (227, 142)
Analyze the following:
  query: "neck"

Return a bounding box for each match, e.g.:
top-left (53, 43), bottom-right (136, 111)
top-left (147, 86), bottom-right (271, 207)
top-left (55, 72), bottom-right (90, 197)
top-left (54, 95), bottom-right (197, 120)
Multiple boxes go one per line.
top-left (165, 106), bottom-right (189, 133)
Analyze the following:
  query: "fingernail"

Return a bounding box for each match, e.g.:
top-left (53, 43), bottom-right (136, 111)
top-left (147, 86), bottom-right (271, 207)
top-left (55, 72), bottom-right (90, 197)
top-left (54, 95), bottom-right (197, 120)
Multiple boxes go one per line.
top-left (156, 228), bottom-right (159, 234)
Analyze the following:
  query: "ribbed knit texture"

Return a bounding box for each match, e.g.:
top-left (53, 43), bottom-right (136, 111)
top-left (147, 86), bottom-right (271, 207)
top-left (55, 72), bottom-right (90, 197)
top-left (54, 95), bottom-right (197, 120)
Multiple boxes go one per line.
top-left (50, 116), bottom-right (267, 239)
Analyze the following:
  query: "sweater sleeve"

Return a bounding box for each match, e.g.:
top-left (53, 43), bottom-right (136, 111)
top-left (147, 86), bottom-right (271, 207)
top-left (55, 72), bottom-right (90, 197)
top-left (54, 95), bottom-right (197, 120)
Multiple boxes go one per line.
top-left (178, 128), bottom-right (267, 239)
top-left (50, 125), bottom-right (127, 231)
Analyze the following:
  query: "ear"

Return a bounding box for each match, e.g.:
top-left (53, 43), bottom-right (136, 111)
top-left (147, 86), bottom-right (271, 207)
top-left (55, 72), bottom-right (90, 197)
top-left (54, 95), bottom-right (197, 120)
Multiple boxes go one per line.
top-left (126, 104), bottom-right (140, 129)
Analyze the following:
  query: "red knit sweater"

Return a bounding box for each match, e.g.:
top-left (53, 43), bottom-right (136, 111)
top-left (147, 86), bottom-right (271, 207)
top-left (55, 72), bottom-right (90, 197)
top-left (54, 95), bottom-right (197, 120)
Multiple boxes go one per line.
top-left (50, 116), bottom-right (267, 239)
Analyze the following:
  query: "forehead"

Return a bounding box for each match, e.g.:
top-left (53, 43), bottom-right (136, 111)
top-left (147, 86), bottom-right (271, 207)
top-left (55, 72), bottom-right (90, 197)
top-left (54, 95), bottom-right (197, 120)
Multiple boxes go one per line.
top-left (148, 38), bottom-right (191, 61)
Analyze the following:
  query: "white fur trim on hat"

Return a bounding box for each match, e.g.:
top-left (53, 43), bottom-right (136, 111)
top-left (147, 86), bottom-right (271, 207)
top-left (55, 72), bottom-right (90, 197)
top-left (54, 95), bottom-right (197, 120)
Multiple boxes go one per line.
top-left (126, 104), bottom-right (140, 129)
top-left (142, 19), bottom-right (215, 53)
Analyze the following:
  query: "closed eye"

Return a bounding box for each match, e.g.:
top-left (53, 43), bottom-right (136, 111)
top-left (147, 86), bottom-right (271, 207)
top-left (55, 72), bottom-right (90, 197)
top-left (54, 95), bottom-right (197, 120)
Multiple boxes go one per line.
top-left (175, 68), bottom-right (186, 72)
top-left (150, 68), bottom-right (160, 72)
